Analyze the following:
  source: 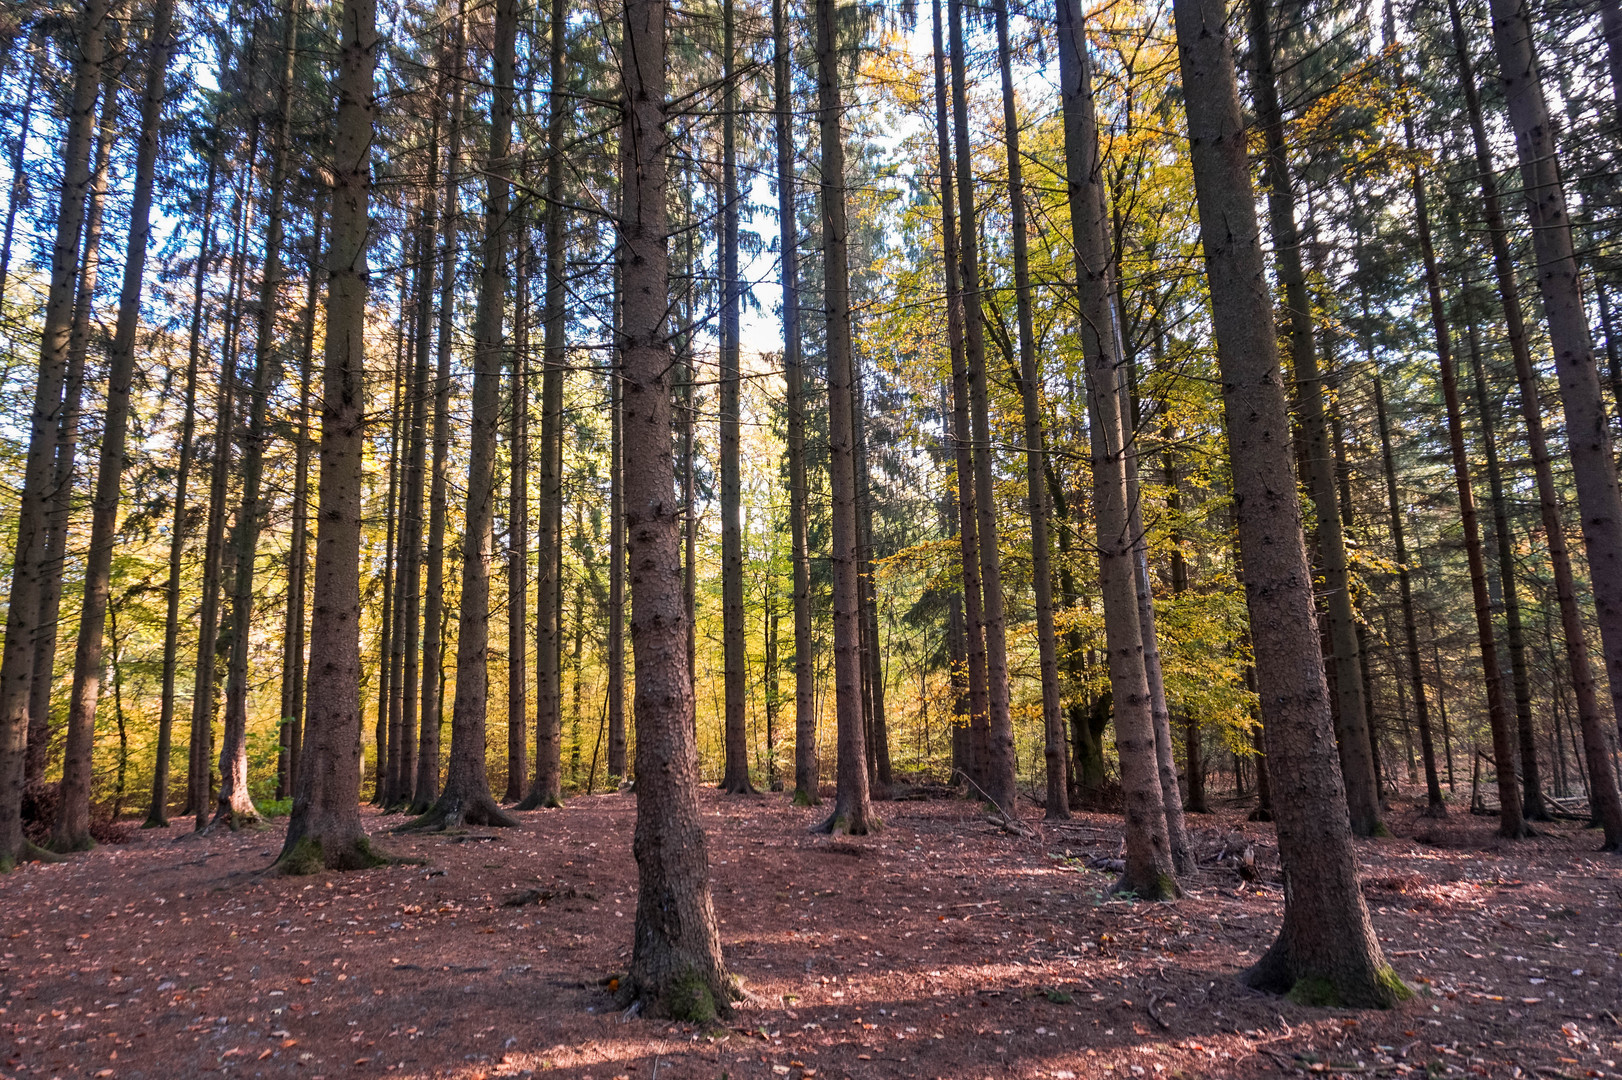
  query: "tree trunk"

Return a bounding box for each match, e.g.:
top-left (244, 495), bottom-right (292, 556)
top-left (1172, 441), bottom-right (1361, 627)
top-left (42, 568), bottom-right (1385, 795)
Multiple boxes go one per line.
top-left (947, 0), bottom-right (1015, 817)
top-left (374, 305), bottom-right (405, 804)
top-left (410, 0), bottom-right (523, 831)
top-left (1372, 371), bottom-right (1445, 814)
top-left (149, 152), bottom-right (220, 828)
top-left (774, 0), bottom-right (815, 805)
top-left (1057, 0), bottom-right (1177, 896)
top-left (931, 0), bottom-right (989, 797)
top-left (993, 0), bottom-right (1066, 820)
top-left (811, 0), bottom-right (875, 836)
top-left (275, 0), bottom-right (386, 873)
top-left (1407, 123), bottom-right (1527, 839)
top-left (1164, 441), bottom-right (1206, 813)
top-left (1245, 0), bottom-right (1382, 837)
top-left (618, 0), bottom-right (735, 1017)
top-left (1485, 0), bottom-right (1622, 848)
top-left (414, 0), bottom-right (467, 815)
top-left (279, 199), bottom-right (324, 802)
top-left (30, 62), bottom-right (117, 803)
top-left (0, 0), bottom-right (110, 869)
top-left (0, 37), bottom-right (39, 309)
top-left (719, 0), bottom-right (753, 794)
top-left (853, 367), bottom-right (891, 793)
top-left (1461, 301), bottom-right (1547, 820)
top-left (213, 0), bottom-right (305, 830)
top-left (506, 232), bottom-right (530, 804)
top-left (518, 0), bottom-right (568, 812)
top-left (608, 250), bottom-right (627, 781)
top-left (1172, 0), bottom-right (1404, 1004)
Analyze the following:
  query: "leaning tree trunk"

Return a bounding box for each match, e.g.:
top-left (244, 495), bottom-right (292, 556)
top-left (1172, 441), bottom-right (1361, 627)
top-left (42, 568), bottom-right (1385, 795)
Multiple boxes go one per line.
top-left (948, 0), bottom-right (1015, 817)
top-left (773, 0), bottom-right (815, 805)
top-left (1409, 141), bottom-right (1526, 840)
top-left (0, 0), bottom-right (110, 870)
top-left (718, 0), bottom-right (754, 795)
top-left (931, 0), bottom-right (990, 796)
top-left (811, 0), bottom-right (876, 836)
top-left (1246, 0), bottom-right (1382, 837)
top-left (1461, 301), bottom-right (1546, 820)
top-left (409, 0), bottom-right (522, 831)
top-left (617, 0), bottom-right (737, 1018)
top-left (213, 0), bottom-right (305, 831)
top-left (1172, 0), bottom-right (1405, 1004)
top-left (275, 0), bottom-right (387, 873)
top-left (993, 0), bottom-right (1066, 820)
top-left (414, 0), bottom-right (467, 815)
top-left (1485, 0), bottom-right (1622, 847)
top-left (1056, 0), bottom-right (1177, 897)
top-left (1120, 363), bottom-right (1192, 872)
top-left (149, 150), bottom-right (219, 828)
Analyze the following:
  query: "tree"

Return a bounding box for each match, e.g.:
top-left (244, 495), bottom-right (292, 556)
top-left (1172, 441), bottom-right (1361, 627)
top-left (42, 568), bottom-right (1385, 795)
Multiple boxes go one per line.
top-left (411, 0), bottom-right (524, 831)
top-left (617, 0), bottom-right (736, 1017)
top-left (1485, 0), bottom-right (1622, 848)
top-left (1171, 0), bottom-right (1407, 1005)
top-left (993, 0), bottom-right (1066, 821)
top-left (275, 0), bottom-right (387, 873)
top-left (0, 0), bottom-right (112, 869)
top-left (1246, 0), bottom-right (1383, 838)
top-left (812, 0), bottom-right (876, 837)
top-left (773, 0), bottom-right (816, 806)
top-left (718, 0), bottom-right (754, 796)
top-left (1056, 0), bottom-right (1176, 897)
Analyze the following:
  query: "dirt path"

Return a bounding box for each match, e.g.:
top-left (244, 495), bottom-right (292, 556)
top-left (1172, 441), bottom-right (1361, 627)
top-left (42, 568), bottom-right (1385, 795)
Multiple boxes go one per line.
top-left (2, 790), bottom-right (1618, 1079)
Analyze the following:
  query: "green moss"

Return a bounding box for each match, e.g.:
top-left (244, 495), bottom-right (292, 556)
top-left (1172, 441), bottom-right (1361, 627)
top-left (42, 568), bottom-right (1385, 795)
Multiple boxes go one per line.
top-left (664, 971), bottom-right (718, 1024)
top-left (1370, 822), bottom-right (1394, 839)
top-left (791, 789), bottom-right (815, 807)
top-left (1286, 976), bottom-right (1343, 1008)
top-left (829, 814), bottom-right (849, 835)
top-left (1374, 964), bottom-right (1415, 1005)
top-left (277, 836), bottom-right (326, 876)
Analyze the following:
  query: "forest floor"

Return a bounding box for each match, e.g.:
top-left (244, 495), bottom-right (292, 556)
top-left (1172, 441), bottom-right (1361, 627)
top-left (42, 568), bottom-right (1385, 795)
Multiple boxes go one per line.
top-left (1, 788), bottom-right (1619, 1080)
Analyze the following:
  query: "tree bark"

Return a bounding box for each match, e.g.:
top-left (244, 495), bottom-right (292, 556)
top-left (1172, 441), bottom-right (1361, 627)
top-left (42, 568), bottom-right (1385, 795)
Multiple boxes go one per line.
top-left (992, 0), bottom-right (1065, 820)
top-left (618, 0), bottom-right (736, 1017)
top-left (518, 0), bottom-right (569, 812)
top-left (0, 0), bottom-right (110, 869)
top-left (279, 199), bottom-right (324, 803)
top-left (931, 0), bottom-right (989, 798)
top-left (213, 0), bottom-right (306, 830)
top-left (1057, 0), bottom-right (1177, 897)
top-left (608, 244), bottom-right (627, 781)
top-left (1484, 0), bottom-right (1622, 847)
top-left (506, 231), bottom-right (530, 804)
top-left (775, 0), bottom-right (816, 805)
top-left (1372, 370), bottom-right (1445, 814)
top-left (275, 0), bottom-right (386, 872)
top-left (812, 0), bottom-right (876, 836)
top-left (410, 0), bottom-right (523, 831)
top-left (1245, 0), bottom-right (1382, 837)
top-left (149, 152), bottom-right (220, 828)
top-left (30, 61), bottom-right (117, 804)
top-left (719, 0), bottom-right (753, 794)
top-left (947, 0), bottom-right (1015, 817)
top-left (1172, 0), bottom-right (1404, 1004)
top-left (1460, 301), bottom-right (1547, 820)
top-left (414, 0), bottom-right (467, 815)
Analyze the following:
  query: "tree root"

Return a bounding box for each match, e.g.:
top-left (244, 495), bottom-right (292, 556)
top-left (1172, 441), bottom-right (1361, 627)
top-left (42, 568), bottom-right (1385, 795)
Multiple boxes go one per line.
top-left (0, 840), bottom-right (70, 872)
top-left (274, 834), bottom-right (394, 875)
top-left (512, 788), bottom-right (564, 812)
top-left (397, 791), bottom-right (521, 832)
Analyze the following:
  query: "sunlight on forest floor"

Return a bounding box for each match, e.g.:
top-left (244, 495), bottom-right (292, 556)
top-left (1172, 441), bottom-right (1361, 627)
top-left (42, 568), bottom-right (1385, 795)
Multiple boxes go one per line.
top-left (1, 791), bottom-right (1618, 1079)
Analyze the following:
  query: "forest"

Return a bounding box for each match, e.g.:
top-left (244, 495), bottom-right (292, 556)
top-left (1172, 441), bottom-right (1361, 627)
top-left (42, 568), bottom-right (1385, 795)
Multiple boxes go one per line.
top-left (1, 0), bottom-right (1622, 1072)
